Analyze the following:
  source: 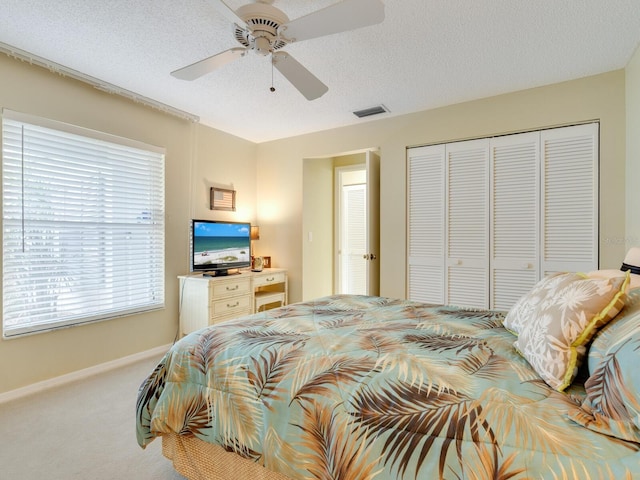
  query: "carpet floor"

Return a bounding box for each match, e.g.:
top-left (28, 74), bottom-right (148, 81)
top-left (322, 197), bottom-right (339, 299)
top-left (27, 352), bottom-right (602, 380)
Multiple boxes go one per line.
top-left (0, 352), bottom-right (185, 479)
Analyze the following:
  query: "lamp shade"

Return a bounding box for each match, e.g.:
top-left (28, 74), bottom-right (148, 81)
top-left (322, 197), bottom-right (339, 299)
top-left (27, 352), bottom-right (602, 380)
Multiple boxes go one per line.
top-left (250, 225), bottom-right (260, 241)
top-left (621, 247), bottom-right (640, 275)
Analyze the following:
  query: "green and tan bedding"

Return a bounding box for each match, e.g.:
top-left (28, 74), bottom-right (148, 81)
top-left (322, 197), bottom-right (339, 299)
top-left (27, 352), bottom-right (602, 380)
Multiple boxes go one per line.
top-left (136, 293), bottom-right (640, 479)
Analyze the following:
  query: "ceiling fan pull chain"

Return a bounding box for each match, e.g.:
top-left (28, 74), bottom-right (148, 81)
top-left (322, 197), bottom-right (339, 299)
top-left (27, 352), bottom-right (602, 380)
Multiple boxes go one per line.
top-left (270, 55), bottom-right (276, 93)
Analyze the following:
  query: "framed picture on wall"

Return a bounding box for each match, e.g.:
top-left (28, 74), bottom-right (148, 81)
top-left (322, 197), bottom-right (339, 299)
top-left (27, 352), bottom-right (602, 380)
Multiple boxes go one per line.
top-left (210, 187), bottom-right (236, 211)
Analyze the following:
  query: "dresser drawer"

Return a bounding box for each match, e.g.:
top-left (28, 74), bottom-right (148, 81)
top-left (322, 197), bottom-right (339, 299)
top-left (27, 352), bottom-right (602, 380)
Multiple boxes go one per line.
top-left (210, 294), bottom-right (252, 317)
top-left (253, 271), bottom-right (286, 288)
top-left (209, 277), bottom-right (251, 299)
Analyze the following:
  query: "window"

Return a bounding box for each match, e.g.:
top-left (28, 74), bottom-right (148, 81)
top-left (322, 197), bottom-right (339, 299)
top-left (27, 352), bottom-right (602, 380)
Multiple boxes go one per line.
top-left (2, 110), bottom-right (165, 337)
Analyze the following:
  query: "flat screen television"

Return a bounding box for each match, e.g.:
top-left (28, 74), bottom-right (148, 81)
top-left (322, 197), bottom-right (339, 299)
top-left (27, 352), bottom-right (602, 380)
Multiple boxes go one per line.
top-left (190, 219), bottom-right (251, 276)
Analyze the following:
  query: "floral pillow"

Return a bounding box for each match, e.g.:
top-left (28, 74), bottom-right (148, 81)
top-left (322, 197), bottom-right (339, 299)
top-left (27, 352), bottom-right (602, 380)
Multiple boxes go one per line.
top-left (568, 288), bottom-right (640, 443)
top-left (511, 271), bottom-right (629, 391)
top-left (503, 272), bottom-right (568, 335)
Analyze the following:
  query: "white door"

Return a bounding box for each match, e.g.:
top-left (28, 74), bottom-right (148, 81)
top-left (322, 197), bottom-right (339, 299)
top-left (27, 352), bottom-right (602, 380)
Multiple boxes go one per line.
top-left (407, 144), bottom-right (445, 304)
top-left (365, 150), bottom-right (380, 296)
top-left (340, 181), bottom-right (367, 294)
top-left (446, 139), bottom-right (490, 308)
top-left (541, 123), bottom-right (599, 275)
top-left (335, 150), bottom-right (380, 296)
top-left (490, 132), bottom-right (540, 310)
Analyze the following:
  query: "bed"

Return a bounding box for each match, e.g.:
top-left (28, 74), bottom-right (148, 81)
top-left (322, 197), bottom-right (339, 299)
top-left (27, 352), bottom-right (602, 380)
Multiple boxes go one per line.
top-left (136, 272), bottom-right (640, 479)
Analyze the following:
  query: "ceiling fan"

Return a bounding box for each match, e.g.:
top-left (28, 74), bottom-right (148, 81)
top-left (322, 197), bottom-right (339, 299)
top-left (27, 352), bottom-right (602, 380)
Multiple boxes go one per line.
top-left (171, 0), bottom-right (385, 100)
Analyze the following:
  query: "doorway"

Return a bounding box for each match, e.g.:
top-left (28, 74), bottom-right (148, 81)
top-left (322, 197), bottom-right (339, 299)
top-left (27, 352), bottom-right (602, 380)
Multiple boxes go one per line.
top-left (301, 149), bottom-right (380, 300)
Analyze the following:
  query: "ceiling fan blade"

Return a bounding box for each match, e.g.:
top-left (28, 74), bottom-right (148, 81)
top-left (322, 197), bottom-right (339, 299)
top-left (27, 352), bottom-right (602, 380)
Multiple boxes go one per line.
top-left (272, 51), bottom-right (328, 101)
top-left (208, 0), bottom-right (248, 29)
top-left (279, 0), bottom-right (385, 43)
top-left (171, 47), bottom-right (247, 80)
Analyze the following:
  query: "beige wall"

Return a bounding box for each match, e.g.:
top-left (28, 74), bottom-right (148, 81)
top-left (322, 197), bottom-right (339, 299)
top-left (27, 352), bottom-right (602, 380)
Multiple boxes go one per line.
top-left (302, 158), bottom-right (334, 299)
top-left (0, 53), bottom-right (632, 394)
top-left (627, 44), bottom-right (640, 249)
top-left (257, 70), bottom-right (628, 303)
top-left (190, 125), bottom-right (257, 222)
top-left (0, 55), bottom-right (256, 394)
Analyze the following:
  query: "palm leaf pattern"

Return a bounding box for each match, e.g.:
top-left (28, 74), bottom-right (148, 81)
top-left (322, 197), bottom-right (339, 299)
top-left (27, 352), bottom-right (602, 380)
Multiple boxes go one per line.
top-left (318, 311), bottom-right (367, 329)
top-left (136, 295), bottom-right (640, 479)
top-left (293, 402), bottom-right (382, 480)
top-left (245, 345), bottom-right (305, 410)
top-left (262, 426), bottom-right (311, 478)
top-left (584, 338), bottom-right (640, 418)
top-left (349, 380), bottom-right (497, 479)
top-left (237, 327), bottom-right (309, 348)
top-left (457, 450), bottom-right (525, 480)
top-left (161, 388), bottom-right (210, 438)
top-left (189, 328), bottom-right (229, 376)
top-left (135, 358), bottom-right (170, 445)
top-left (356, 331), bottom-right (401, 356)
top-left (474, 384), bottom-right (588, 457)
top-left (290, 355), bottom-right (378, 405)
top-left (209, 357), bottom-right (263, 451)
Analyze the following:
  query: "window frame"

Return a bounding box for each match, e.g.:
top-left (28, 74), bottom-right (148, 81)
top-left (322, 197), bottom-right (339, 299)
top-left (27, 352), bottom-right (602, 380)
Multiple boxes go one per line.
top-left (2, 109), bottom-right (166, 338)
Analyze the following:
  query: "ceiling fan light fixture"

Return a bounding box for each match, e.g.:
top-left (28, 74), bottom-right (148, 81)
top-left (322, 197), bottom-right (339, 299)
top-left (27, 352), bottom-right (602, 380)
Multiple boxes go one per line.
top-left (253, 35), bottom-right (272, 56)
top-left (353, 104), bottom-right (389, 118)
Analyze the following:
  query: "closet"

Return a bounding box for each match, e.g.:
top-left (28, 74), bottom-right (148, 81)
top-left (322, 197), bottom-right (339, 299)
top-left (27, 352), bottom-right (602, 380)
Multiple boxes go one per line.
top-left (407, 123), bottom-right (599, 310)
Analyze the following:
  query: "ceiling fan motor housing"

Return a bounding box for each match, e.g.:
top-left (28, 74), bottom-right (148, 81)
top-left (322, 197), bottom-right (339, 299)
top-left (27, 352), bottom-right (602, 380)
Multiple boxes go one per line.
top-left (234, 3), bottom-right (289, 55)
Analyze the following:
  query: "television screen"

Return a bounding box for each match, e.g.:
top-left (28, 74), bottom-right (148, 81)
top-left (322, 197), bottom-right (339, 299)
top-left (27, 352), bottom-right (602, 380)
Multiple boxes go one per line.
top-left (191, 220), bottom-right (251, 275)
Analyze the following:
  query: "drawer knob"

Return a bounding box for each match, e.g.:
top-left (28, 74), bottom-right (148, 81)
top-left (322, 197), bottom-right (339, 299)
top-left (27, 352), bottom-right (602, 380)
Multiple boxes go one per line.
top-left (227, 301), bottom-right (239, 308)
top-left (266, 277), bottom-right (275, 282)
top-left (226, 285), bottom-right (239, 291)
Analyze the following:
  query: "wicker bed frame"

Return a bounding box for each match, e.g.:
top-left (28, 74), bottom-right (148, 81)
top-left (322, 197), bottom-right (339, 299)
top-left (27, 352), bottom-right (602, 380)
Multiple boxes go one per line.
top-left (162, 433), bottom-right (293, 480)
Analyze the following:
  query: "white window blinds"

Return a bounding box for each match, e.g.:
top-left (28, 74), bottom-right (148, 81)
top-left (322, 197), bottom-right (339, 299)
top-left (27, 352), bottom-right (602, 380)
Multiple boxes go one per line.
top-left (2, 110), bottom-right (165, 337)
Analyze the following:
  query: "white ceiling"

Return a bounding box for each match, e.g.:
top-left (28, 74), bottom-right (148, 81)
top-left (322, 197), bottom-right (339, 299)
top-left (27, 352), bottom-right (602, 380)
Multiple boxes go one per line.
top-left (1, 0), bottom-right (640, 143)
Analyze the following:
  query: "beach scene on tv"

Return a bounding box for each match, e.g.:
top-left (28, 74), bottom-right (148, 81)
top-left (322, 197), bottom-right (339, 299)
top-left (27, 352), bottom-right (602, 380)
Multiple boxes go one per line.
top-left (193, 222), bottom-right (251, 267)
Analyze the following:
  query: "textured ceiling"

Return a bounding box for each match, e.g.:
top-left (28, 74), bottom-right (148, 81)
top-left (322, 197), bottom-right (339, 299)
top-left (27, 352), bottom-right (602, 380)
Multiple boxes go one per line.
top-left (1, 0), bottom-right (640, 143)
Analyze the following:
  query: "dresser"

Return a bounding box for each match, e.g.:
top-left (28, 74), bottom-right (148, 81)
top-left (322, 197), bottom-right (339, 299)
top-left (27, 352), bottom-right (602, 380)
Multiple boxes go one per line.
top-left (178, 268), bottom-right (288, 336)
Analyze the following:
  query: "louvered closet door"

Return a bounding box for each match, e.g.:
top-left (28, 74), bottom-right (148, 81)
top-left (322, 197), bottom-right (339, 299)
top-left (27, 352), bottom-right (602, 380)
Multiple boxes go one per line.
top-left (407, 144), bottom-right (445, 304)
top-left (446, 139), bottom-right (489, 308)
top-left (541, 123), bottom-right (599, 275)
top-left (490, 132), bottom-right (540, 310)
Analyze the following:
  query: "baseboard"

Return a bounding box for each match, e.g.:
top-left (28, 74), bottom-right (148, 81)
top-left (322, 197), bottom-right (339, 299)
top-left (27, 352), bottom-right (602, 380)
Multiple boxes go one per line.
top-left (0, 344), bottom-right (171, 405)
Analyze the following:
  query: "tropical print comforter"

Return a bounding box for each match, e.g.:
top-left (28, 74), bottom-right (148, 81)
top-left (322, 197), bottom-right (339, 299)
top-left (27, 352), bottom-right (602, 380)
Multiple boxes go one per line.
top-left (136, 295), bottom-right (640, 479)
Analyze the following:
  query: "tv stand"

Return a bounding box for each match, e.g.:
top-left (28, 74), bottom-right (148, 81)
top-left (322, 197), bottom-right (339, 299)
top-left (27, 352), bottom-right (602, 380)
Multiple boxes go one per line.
top-left (178, 268), bottom-right (288, 336)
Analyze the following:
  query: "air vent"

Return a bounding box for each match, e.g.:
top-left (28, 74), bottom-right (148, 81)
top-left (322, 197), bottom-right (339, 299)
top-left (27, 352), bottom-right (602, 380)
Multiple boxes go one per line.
top-left (353, 105), bottom-right (388, 118)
